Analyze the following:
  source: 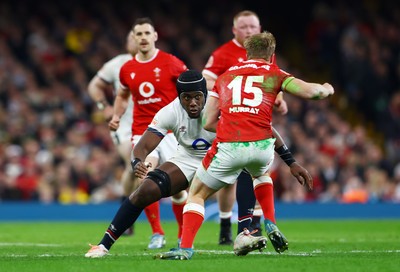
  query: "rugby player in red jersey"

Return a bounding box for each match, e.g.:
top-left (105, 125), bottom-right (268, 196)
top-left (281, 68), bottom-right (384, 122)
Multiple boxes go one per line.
top-left (109, 17), bottom-right (187, 250)
top-left (202, 10), bottom-right (288, 249)
top-left (158, 31), bottom-right (333, 260)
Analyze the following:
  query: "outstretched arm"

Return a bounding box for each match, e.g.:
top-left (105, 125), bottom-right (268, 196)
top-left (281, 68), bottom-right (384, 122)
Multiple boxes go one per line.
top-left (272, 127), bottom-right (313, 190)
top-left (283, 77), bottom-right (334, 100)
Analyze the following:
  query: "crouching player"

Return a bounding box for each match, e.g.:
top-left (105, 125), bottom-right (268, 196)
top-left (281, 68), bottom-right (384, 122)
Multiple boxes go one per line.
top-left (85, 70), bottom-right (213, 257)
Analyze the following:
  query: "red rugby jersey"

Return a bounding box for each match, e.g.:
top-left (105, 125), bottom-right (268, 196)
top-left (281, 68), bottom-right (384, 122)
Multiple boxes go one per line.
top-left (203, 39), bottom-right (276, 80)
top-left (213, 60), bottom-right (291, 142)
top-left (119, 49), bottom-right (187, 135)
top-left (203, 39), bottom-right (246, 80)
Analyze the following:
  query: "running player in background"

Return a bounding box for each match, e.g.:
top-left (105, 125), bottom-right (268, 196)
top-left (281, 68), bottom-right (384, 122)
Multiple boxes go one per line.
top-left (202, 10), bottom-right (288, 248)
top-left (109, 17), bottom-right (187, 249)
top-left (158, 31), bottom-right (333, 260)
top-left (87, 30), bottom-right (137, 235)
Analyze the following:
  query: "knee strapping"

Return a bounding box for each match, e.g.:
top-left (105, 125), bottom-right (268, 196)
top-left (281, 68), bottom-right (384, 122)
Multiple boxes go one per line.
top-left (147, 169), bottom-right (171, 198)
top-left (253, 175), bottom-right (273, 188)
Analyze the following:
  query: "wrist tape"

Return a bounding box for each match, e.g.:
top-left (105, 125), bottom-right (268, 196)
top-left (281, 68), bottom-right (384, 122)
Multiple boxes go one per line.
top-left (275, 145), bottom-right (296, 166)
top-left (131, 158), bottom-right (141, 170)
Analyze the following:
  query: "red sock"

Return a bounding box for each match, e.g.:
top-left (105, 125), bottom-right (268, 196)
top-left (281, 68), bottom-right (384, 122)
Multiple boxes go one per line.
top-left (254, 183), bottom-right (276, 224)
top-left (172, 202), bottom-right (185, 238)
top-left (180, 203), bottom-right (204, 249)
top-left (144, 201), bottom-right (164, 235)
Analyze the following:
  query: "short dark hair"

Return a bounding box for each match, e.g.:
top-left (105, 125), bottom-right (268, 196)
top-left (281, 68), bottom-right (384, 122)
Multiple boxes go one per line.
top-left (132, 17), bottom-right (155, 31)
top-left (244, 31), bottom-right (276, 61)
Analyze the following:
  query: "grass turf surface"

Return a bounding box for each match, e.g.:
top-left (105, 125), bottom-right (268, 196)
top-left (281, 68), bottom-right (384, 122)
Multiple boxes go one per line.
top-left (0, 220), bottom-right (399, 272)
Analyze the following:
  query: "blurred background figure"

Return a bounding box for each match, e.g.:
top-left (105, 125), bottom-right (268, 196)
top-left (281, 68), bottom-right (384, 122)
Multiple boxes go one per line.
top-left (87, 30), bottom-right (137, 235)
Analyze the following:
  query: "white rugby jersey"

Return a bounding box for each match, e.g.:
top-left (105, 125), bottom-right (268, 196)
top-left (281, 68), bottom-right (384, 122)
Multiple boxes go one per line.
top-left (148, 98), bottom-right (215, 158)
top-left (97, 54), bottom-right (133, 130)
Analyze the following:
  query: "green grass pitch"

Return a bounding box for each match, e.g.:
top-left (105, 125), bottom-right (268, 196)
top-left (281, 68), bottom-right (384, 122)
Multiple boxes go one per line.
top-left (0, 220), bottom-right (399, 272)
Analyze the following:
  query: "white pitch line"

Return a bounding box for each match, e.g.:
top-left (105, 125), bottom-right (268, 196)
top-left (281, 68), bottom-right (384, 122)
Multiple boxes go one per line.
top-left (0, 242), bottom-right (61, 247)
top-left (1, 245), bottom-right (399, 259)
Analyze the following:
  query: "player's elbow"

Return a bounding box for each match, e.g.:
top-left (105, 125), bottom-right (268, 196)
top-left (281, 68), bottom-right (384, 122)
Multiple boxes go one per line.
top-left (203, 123), bottom-right (212, 132)
top-left (87, 80), bottom-right (97, 96)
top-left (203, 121), bottom-right (217, 132)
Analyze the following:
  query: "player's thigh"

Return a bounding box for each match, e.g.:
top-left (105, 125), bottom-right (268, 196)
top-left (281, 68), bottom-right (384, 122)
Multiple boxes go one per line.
top-left (145, 155), bottom-right (159, 171)
top-left (168, 153), bottom-right (202, 184)
top-left (217, 183), bottom-right (236, 208)
top-left (244, 140), bottom-right (275, 177)
top-left (218, 183), bottom-right (236, 198)
top-left (116, 139), bottom-right (133, 165)
top-left (199, 139), bottom-right (275, 189)
top-left (188, 173), bottom-right (218, 201)
top-left (200, 142), bottom-right (244, 188)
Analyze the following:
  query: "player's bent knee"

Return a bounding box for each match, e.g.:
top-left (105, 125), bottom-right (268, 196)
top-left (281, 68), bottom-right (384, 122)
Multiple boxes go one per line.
top-left (171, 190), bottom-right (188, 204)
top-left (253, 175), bottom-right (273, 188)
top-left (147, 169), bottom-right (171, 198)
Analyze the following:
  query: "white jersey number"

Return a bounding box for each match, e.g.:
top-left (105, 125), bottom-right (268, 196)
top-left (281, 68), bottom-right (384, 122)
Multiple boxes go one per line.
top-left (228, 75), bottom-right (263, 107)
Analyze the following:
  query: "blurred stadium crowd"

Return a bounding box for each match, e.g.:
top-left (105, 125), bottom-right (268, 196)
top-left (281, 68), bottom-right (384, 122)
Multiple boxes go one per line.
top-left (0, 0), bottom-right (399, 204)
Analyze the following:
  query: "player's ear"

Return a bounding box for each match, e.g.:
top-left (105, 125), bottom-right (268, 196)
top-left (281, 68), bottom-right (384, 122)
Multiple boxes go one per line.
top-left (232, 26), bottom-right (237, 36)
top-left (154, 31), bottom-right (158, 42)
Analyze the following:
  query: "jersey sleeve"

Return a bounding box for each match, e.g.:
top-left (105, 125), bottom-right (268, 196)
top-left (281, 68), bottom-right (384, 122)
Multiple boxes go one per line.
top-left (168, 55), bottom-right (187, 79)
top-left (209, 83), bottom-right (219, 98)
top-left (147, 100), bottom-right (177, 136)
top-left (278, 68), bottom-right (294, 91)
top-left (97, 58), bottom-right (117, 84)
top-left (203, 50), bottom-right (227, 79)
top-left (118, 62), bottom-right (130, 90)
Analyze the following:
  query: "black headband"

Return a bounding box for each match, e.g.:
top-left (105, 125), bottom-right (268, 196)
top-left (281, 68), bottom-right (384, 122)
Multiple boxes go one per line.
top-left (176, 70), bottom-right (207, 99)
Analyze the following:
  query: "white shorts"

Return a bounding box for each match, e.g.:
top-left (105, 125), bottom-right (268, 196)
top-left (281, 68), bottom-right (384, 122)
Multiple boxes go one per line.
top-left (196, 138), bottom-right (276, 190)
top-left (110, 102), bottom-right (133, 145)
top-left (132, 133), bottom-right (178, 164)
top-left (110, 128), bottom-right (131, 146)
top-left (168, 150), bottom-right (203, 183)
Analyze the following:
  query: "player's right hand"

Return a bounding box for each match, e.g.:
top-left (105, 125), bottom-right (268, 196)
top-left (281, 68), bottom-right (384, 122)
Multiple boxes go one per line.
top-left (108, 115), bottom-right (120, 131)
top-left (323, 83), bottom-right (335, 96)
top-left (289, 162), bottom-right (313, 190)
top-left (133, 161), bottom-right (152, 179)
top-left (103, 105), bottom-right (114, 122)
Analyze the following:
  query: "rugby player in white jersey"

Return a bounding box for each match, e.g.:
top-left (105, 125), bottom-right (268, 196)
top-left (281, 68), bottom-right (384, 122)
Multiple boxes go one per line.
top-left (85, 70), bottom-right (311, 258)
